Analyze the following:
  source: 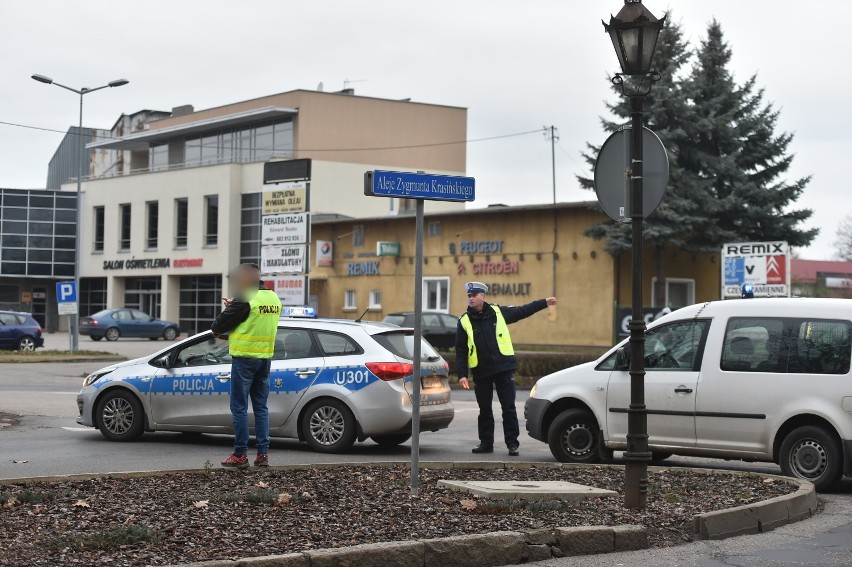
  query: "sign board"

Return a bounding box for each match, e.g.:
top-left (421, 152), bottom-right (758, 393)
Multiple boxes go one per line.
top-left (364, 170), bottom-right (475, 202)
top-left (56, 281), bottom-right (78, 315)
top-left (262, 182), bottom-right (307, 214)
top-left (721, 241), bottom-right (790, 298)
top-left (615, 307), bottom-right (672, 338)
top-left (316, 240), bottom-right (333, 267)
top-left (377, 241), bottom-right (400, 257)
top-left (268, 275), bottom-right (308, 306)
top-left (262, 212), bottom-right (309, 245)
top-left (32, 291), bottom-right (46, 299)
top-left (20, 292), bottom-right (32, 303)
top-left (260, 244), bottom-right (306, 275)
top-left (263, 159), bottom-right (311, 184)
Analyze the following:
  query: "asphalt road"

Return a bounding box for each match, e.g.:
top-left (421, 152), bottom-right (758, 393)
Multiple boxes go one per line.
top-left (2, 343), bottom-right (851, 565)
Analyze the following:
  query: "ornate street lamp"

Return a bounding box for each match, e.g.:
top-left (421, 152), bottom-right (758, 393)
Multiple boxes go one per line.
top-left (602, 0), bottom-right (665, 510)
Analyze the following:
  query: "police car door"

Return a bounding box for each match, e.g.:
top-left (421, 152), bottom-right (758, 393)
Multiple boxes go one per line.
top-left (606, 319), bottom-right (709, 449)
top-left (268, 327), bottom-right (326, 431)
top-left (149, 334), bottom-right (233, 427)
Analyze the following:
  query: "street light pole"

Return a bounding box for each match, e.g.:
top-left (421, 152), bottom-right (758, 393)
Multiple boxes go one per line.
top-left (602, 0), bottom-right (665, 510)
top-left (31, 75), bottom-right (129, 353)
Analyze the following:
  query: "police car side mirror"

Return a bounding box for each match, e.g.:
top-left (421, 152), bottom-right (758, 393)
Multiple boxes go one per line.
top-left (615, 347), bottom-right (630, 371)
top-left (151, 354), bottom-right (172, 369)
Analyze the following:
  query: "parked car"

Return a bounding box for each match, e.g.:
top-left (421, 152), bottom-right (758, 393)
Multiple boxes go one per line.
top-left (0, 310), bottom-right (44, 351)
top-left (383, 311), bottom-right (459, 349)
top-left (79, 309), bottom-right (180, 342)
top-left (525, 298), bottom-right (852, 491)
top-left (76, 317), bottom-right (454, 453)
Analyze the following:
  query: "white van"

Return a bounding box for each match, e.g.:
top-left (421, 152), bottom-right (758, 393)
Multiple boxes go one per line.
top-left (525, 298), bottom-right (852, 490)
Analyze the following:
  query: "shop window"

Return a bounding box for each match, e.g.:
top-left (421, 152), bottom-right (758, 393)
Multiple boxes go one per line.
top-left (146, 201), bottom-right (158, 250)
top-left (427, 221), bottom-right (442, 237)
top-left (651, 278), bottom-right (695, 310)
top-left (369, 290), bottom-right (382, 310)
top-left (179, 275), bottom-right (222, 335)
top-left (119, 204), bottom-right (131, 251)
top-left (205, 195), bottom-right (219, 247)
top-left (344, 290), bottom-right (357, 310)
top-left (353, 225), bottom-right (365, 248)
top-left (424, 278), bottom-right (450, 313)
top-left (93, 206), bottom-right (105, 252)
top-left (175, 198), bottom-right (188, 248)
top-left (80, 278), bottom-right (107, 317)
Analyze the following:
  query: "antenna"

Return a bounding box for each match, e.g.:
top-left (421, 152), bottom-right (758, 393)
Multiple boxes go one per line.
top-left (343, 78), bottom-right (368, 90)
top-left (317, 82), bottom-right (324, 92)
top-left (354, 306), bottom-right (371, 323)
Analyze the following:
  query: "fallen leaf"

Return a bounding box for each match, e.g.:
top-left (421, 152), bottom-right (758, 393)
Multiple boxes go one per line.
top-left (122, 516), bottom-right (135, 526)
top-left (2, 497), bottom-right (18, 509)
top-left (194, 500), bottom-right (209, 508)
top-left (275, 493), bottom-right (292, 507)
top-left (460, 499), bottom-right (477, 511)
top-left (762, 478), bottom-right (775, 484)
top-left (256, 481), bottom-right (269, 489)
top-left (73, 500), bottom-right (90, 508)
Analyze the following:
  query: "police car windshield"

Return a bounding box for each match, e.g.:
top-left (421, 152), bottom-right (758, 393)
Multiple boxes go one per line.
top-left (373, 331), bottom-right (441, 362)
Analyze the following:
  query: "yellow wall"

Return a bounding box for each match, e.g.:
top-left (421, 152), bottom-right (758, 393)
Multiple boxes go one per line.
top-left (614, 247), bottom-right (721, 308)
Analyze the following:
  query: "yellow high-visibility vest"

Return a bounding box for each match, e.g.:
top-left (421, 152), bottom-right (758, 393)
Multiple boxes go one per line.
top-left (228, 289), bottom-right (282, 358)
top-left (459, 305), bottom-right (514, 369)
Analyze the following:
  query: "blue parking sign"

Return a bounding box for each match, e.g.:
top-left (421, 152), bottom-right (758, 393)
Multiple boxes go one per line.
top-left (56, 281), bottom-right (77, 303)
top-left (724, 258), bottom-right (745, 285)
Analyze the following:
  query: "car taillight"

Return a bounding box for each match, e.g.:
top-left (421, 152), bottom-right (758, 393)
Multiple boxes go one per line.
top-left (365, 362), bottom-right (414, 381)
top-left (443, 361), bottom-right (449, 372)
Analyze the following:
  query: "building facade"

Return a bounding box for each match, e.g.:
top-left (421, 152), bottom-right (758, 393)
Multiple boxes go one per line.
top-left (71, 89), bottom-right (468, 334)
top-left (309, 203), bottom-right (721, 347)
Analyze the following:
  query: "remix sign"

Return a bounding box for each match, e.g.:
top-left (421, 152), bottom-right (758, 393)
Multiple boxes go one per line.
top-left (722, 241), bottom-right (790, 298)
top-left (261, 245), bottom-right (306, 275)
top-left (262, 213), bottom-right (308, 245)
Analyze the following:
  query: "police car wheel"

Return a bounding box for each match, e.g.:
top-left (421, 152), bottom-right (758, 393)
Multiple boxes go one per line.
top-left (96, 390), bottom-right (144, 442)
top-left (547, 409), bottom-right (601, 464)
top-left (779, 425), bottom-right (843, 491)
top-left (370, 434), bottom-right (411, 447)
top-left (163, 327), bottom-right (178, 341)
top-left (105, 327), bottom-right (120, 342)
top-left (302, 399), bottom-right (356, 453)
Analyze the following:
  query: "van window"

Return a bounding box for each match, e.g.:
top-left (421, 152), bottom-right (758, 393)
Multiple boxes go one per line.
top-left (595, 319), bottom-right (709, 371)
top-left (721, 317), bottom-right (852, 375)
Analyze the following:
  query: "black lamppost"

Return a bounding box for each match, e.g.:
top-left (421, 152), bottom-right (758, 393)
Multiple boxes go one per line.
top-left (602, 0), bottom-right (665, 510)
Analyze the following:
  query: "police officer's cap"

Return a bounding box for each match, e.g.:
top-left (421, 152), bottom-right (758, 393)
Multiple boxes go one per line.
top-left (465, 282), bottom-right (488, 294)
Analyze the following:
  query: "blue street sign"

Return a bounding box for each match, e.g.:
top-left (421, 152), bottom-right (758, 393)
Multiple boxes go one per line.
top-left (364, 170), bottom-right (475, 202)
top-left (56, 281), bottom-right (77, 303)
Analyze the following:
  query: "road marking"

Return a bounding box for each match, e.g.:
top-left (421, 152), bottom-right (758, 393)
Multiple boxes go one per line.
top-left (61, 427), bottom-right (93, 432)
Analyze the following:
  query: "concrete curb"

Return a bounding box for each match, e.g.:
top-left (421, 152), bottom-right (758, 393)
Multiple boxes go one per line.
top-left (0, 461), bottom-right (817, 564)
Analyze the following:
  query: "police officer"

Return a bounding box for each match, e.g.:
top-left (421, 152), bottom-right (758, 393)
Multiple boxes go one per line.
top-left (456, 282), bottom-right (557, 456)
top-left (212, 263), bottom-right (282, 469)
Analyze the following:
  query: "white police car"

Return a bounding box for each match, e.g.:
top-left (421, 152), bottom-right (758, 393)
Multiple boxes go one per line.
top-left (76, 310), bottom-right (453, 453)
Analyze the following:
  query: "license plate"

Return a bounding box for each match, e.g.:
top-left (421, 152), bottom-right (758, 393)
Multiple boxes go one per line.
top-left (422, 376), bottom-right (442, 389)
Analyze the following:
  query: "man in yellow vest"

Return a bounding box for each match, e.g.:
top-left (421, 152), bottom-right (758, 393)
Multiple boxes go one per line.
top-left (212, 263), bottom-right (282, 468)
top-left (456, 282), bottom-right (557, 456)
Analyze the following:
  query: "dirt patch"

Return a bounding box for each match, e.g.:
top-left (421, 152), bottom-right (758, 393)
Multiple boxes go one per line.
top-left (0, 413), bottom-right (20, 429)
top-left (0, 465), bottom-right (796, 566)
top-left (0, 350), bottom-right (125, 363)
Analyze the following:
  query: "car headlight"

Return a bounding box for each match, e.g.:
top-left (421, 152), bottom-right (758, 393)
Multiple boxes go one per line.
top-left (83, 370), bottom-right (113, 388)
top-left (530, 384), bottom-right (538, 398)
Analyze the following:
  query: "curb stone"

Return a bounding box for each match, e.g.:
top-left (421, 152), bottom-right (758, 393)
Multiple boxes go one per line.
top-left (0, 461), bottom-right (816, 564)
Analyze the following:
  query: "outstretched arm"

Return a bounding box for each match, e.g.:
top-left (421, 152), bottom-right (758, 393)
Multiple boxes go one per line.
top-left (500, 297), bottom-right (557, 324)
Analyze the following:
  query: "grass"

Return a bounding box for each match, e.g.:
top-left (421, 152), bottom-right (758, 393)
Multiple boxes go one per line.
top-left (46, 524), bottom-right (160, 551)
top-left (0, 349), bottom-right (125, 363)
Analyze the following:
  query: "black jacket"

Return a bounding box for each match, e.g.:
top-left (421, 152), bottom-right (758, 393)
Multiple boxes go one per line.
top-left (211, 282), bottom-right (268, 336)
top-left (455, 299), bottom-right (548, 379)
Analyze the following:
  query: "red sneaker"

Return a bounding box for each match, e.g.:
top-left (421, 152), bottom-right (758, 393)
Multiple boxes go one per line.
top-left (221, 454), bottom-right (249, 469)
top-left (254, 453), bottom-right (269, 467)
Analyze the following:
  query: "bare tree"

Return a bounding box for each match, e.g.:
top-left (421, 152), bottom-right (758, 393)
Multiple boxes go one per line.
top-left (835, 213), bottom-right (852, 261)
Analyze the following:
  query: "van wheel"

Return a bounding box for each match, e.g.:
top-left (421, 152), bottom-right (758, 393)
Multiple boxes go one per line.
top-left (96, 390), bottom-right (144, 442)
top-left (547, 409), bottom-right (601, 463)
top-left (371, 434), bottom-right (411, 447)
top-left (301, 399), bottom-right (357, 453)
top-left (779, 425), bottom-right (843, 491)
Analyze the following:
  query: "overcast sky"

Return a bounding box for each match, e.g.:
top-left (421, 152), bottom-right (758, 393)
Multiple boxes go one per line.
top-left (1, 1), bottom-right (847, 259)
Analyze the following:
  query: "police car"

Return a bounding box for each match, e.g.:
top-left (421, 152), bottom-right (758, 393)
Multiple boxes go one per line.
top-left (76, 308), bottom-right (454, 453)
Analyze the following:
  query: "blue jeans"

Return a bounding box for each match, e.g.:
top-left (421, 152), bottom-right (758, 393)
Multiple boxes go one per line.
top-left (473, 370), bottom-right (519, 448)
top-left (230, 357), bottom-right (271, 456)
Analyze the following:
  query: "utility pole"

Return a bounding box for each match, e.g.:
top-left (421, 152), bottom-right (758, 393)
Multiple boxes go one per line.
top-left (544, 126), bottom-right (559, 296)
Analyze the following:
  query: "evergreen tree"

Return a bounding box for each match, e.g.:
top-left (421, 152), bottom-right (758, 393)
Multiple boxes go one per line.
top-left (681, 20), bottom-right (817, 248)
top-left (834, 213), bottom-right (852, 261)
top-left (579, 17), bottom-right (705, 307)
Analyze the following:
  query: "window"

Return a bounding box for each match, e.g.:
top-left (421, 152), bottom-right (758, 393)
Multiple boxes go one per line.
top-left (130, 309), bottom-right (152, 321)
top-left (205, 195), bottom-right (218, 246)
top-left (315, 331), bottom-right (362, 356)
top-left (273, 329), bottom-right (316, 360)
top-left (372, 332), bottom-right (440, 362)
top-left (175, 198), bottom-right (188, 248)
top-left (352, 225), bottom-right (365, 247)
top-left (119, 204), bottom-right (131, 251)
top-left (722, 317), bottom-right (852, 375)
top-left (111, 309), bottom-right (133, 321)
top-left (343, 290), bottom-right (357, 310)
top-left (150, 144), bottom-right (168, 171)
top-left (644, 320), bottom-right (709, 371)
top-left (174, 335), bottom-right (231, 367)
top-left (652, 278), bottom-right (695, 310)
top-left (0, 284), bottom-right (20, 303)
top-left (369, 289), bottom-right (382, 310)
top-left (146, 201), bottom-right (158, 249)
top-left (424, 278), bottom-right (450, 312)
top-left (439, 314), bottom-right (459, 329)
top-left (178, 275), bottom-right (221, 335)
top-left (428, 221), bottom-right (442, 237)
top-left (0, 313), bottom-right (18, 325)
top-left (93, 206), bottom-right (105, 252)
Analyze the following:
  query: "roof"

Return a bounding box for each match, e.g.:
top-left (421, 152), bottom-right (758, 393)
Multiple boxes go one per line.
top-left (792, 259), bottom-right (852, 283)
top-left (311, 201), bottom-right (599, 225)
top-left (653, 297), bottom-right (852, 329)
